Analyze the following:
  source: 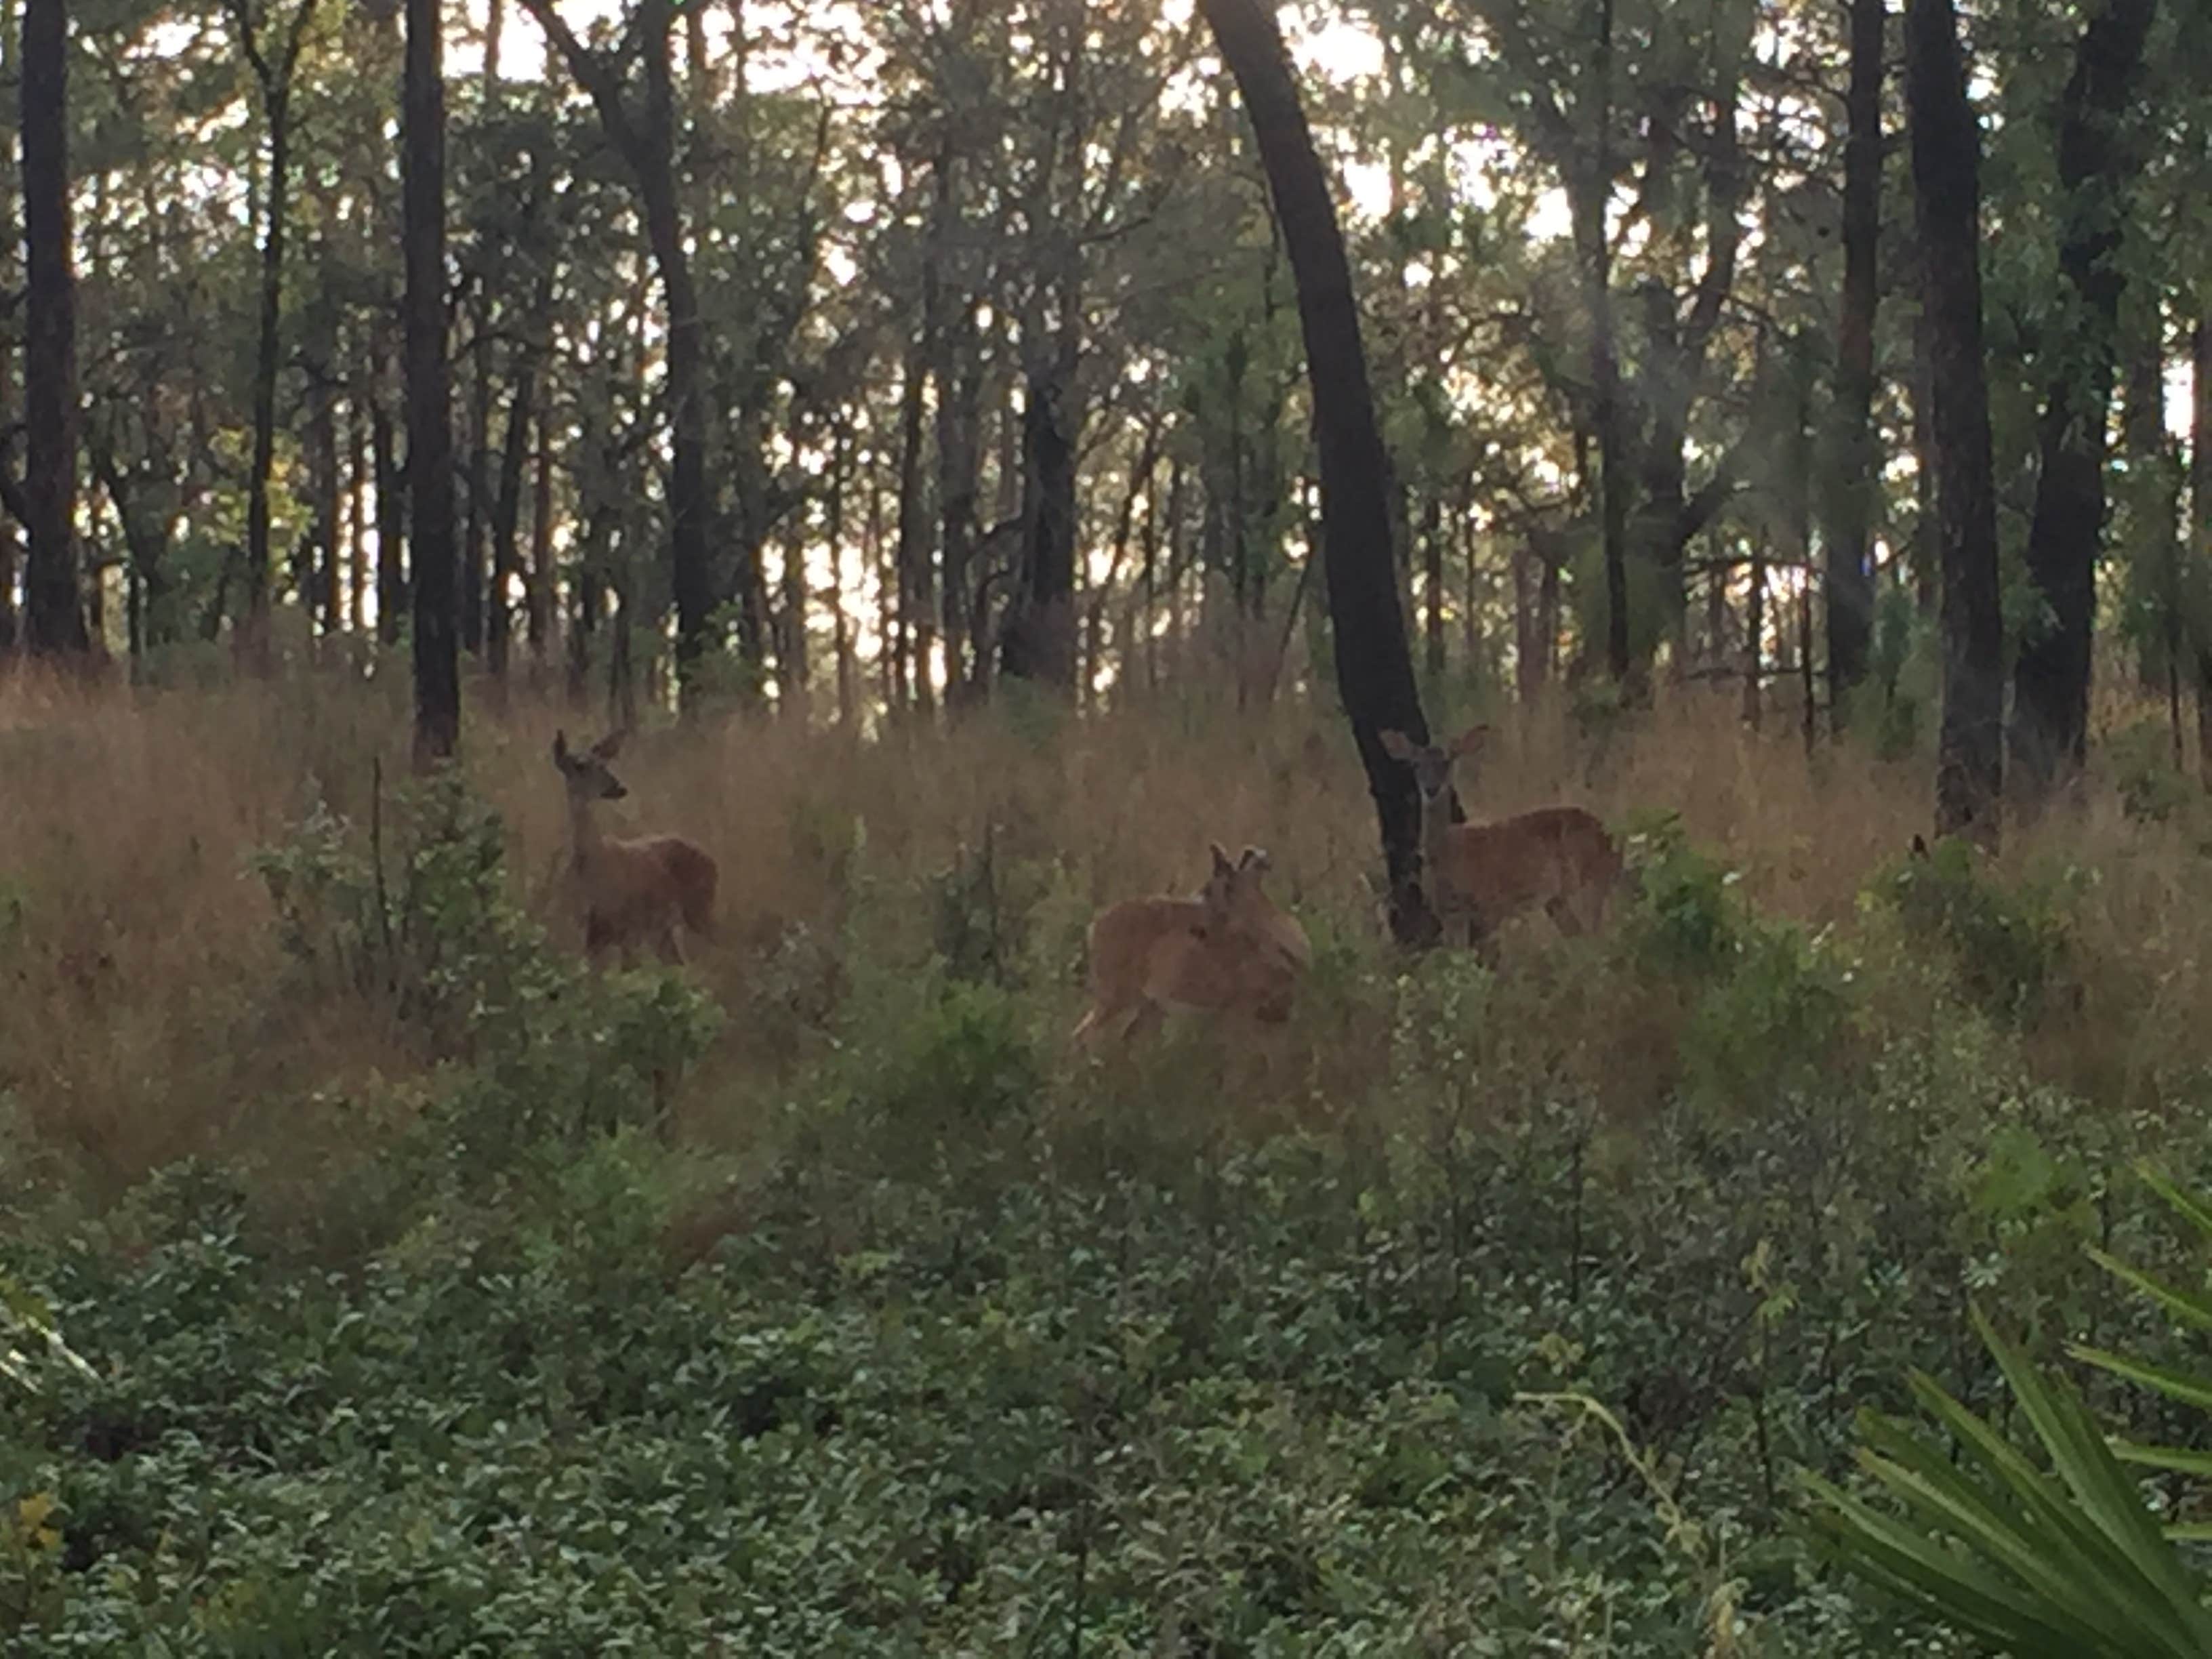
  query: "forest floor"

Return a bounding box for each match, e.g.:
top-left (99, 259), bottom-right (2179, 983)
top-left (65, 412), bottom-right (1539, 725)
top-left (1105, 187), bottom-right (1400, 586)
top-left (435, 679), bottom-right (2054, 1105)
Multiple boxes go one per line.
top-left (4, 670), bottom-right (2209, 1653)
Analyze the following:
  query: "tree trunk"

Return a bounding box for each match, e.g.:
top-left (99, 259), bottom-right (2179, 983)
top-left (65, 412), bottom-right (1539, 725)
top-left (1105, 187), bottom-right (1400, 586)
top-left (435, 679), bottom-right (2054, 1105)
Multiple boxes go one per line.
top-left (373, 357), bottom-right (405, 649)
top-left (520, 0), bottom-right (716, 706)
top-left (1001, 359), bottom-right (1080, 689)
top-left (528, 383), bottom-right (553, 662)
top-left (19, 0), bottom-right (82, 658)
top-left (1907, 0), bottom-right (2003, 847)
top-left (405, 0), bottom-right (459, 763)
top-left (1198, 0), bottom-right (1435, 944)
top-left (1421, 493), bottom-right (1444, 679)
top-left (1824, 0), bottom-right (1883, 727)
top-left (234, 0), bottom-right (319, 672)
top-left (1585, 0), bottom-right (1630, 684)
top-left (937, 326), bottom-right (981, 697)
top-left (2194, 315), bottom-right (2212, 780)
top-left (460, 332), bottom-right (491, 655)
top-left (345, 380), bottom-right (367, 633)
top-left (2121, 310), bottom-right (2178, 761)
top-left (0, 0), bottom-right (16, 661)
top-left (1744, 535), bottom-right (1764, 729)
top-left (890, 333), bottom-right (928, 710)
top-left (485, 344), bottom-right (535, 684)
top-left (312, 373), bottom-right (341, 638)
top-left (2008, 0), bottom-right (2158, 798)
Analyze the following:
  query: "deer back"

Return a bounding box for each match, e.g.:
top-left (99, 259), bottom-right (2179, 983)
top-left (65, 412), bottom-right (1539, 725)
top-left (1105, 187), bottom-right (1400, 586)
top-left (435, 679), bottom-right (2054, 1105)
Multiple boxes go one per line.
top-left (576, 832), bottom-right (716, 945)
top-left (1439, 806), bottom-right (1620, 930)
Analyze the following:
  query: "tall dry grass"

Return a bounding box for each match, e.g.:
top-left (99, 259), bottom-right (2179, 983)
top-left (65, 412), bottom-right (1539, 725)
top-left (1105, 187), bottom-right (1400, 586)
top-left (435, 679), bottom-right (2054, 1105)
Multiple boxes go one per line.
top-left (3, 663), bottom-right (2209, 1197)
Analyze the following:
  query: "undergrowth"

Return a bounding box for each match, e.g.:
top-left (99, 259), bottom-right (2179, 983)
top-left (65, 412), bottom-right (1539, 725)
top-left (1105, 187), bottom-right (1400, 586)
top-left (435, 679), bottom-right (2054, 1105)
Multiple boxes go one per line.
top-left (5, 682), bottom-right (2212, 1654)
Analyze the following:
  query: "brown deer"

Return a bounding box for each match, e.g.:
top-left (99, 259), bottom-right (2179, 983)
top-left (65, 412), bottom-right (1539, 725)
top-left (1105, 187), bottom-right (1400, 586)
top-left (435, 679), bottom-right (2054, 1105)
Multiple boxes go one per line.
top-left (1380, 724), bottom-right (1622, 950)
top-left (1072, 843), bottom-right (1312, 1046)
top-left (552, 729), bottom-right (718, 966)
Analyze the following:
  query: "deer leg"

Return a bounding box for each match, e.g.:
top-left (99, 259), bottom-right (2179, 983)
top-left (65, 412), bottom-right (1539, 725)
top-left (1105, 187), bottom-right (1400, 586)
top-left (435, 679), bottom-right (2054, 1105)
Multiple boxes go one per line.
top-left (583, 913), bottom-right (615, 970)
top-left (656, 927), bottom-right (686, 967)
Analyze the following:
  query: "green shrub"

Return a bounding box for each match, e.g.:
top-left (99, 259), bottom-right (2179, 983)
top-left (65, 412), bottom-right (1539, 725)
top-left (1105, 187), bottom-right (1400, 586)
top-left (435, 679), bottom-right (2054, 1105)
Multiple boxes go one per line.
top-left (1620, 810), bottom-right (1741, 978)
top-left (1873, 836), bottom-right (2075, 1025)
top-left (251, 771), bottom-right (721, 1163)
top-left (2105, 717), bottom-right (2193, 825)
top-left (1681, 922), bottom-right (1851, 1111)
top-left (864, 979), bottom-right (1042, 1149)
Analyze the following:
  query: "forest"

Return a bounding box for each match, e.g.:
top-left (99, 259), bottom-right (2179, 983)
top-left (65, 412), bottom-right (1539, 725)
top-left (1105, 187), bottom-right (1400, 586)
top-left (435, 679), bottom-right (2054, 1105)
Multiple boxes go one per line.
top-left (5, 0), bottom-right (2212, 1650)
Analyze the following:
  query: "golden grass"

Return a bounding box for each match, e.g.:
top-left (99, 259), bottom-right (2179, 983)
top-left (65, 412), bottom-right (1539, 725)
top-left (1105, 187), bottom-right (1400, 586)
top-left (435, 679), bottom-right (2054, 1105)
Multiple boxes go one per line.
top-left (3, 662), bottom-right (2209, 1198)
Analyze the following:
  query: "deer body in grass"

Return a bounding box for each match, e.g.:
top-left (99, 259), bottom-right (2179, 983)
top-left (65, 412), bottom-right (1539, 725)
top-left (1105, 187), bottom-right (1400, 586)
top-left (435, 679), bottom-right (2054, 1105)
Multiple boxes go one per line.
top-left (552, 730), bottom-right (718, 966)
top-left (1381, 726), bottom-right (1622, 949)
top-left (1073, 844), bottom-right (1312, 1046)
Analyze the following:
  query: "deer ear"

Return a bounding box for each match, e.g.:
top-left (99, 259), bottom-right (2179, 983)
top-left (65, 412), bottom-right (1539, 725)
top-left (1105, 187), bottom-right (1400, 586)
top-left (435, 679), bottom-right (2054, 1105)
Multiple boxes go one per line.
top-left (1451, 723), bottom-right (1491, 758)
top-left (1378, 730), bottom-right (1414, 762)
top-left (592, 730), bottom-right (626, 760)
top-left (1238, 845), bottom-right (1271, 874)
top-left (552, 730), bottom-right (570, 766)
top-left (1209, 842), bottom-right (1235, 877)
top-left (1910, 833), bottom-right (1930, 861)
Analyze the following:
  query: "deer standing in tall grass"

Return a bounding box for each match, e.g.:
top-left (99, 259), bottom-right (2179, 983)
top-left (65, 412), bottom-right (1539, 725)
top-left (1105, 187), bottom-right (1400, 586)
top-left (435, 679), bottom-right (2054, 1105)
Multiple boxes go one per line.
top-left (552, 730), bottom-right (719, 966)
top-left (1073, 843), bottom-right (1312, 1046)
top-left (1380, 724), bottom-right (1622, 951)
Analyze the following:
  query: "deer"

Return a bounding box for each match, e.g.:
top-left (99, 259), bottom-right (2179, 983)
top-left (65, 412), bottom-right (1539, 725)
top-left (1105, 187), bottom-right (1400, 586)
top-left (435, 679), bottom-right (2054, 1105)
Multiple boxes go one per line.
top-left (1379, 724), bottom-right (1622, 951)
top-left (1071, 842), bottom-right (1313, 1046)
top-left (551, 729), bottom-right (719, 968)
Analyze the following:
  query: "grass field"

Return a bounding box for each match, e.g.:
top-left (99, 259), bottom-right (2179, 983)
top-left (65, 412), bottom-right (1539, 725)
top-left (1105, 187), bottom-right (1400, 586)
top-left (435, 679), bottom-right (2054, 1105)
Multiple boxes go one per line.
top-left (5, 669), bottom-right (2210, 1653)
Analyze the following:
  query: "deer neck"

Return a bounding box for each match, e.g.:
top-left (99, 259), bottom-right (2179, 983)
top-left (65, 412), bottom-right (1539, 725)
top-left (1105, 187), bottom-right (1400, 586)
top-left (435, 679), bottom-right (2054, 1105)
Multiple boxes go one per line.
top-left (1418, 786), bottom-right (1458, 874)
top-left (567, 792), bottom-right (609, 869)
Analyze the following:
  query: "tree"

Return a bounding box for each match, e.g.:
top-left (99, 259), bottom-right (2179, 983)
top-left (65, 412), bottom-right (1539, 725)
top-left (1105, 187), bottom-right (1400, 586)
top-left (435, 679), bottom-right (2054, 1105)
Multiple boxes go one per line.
top-left (521, 0), bottom-right (717, 708)
top-left (1823, 0), bottom-right (1883, 724)
top-left (18, 0), bottom-right (84, 659)
top-left (407, 0), bottom-right (458, 763)
top-left (2008, 0), bottom-right (2159, 798)
top-left (1197, 0), bottom-right (1435, 944)
top-left (225, 0), bottom-right (323, 669)
top-left (1907, 0), bottom-right (2002, 847)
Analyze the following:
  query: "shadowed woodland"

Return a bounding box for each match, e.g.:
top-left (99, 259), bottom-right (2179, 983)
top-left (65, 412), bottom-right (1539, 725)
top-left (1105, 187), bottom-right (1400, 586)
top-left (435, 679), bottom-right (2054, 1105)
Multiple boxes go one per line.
top-left (5, 0), bottom-right (2212, 1650)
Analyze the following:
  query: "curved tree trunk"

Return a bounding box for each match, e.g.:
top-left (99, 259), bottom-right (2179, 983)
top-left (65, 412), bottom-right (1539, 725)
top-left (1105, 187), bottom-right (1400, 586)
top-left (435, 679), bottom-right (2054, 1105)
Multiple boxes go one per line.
top-left (1197, 0), bottom-right (1436, 944)
top-left (2008, 0), bottom-right (2158, 798)
top-left (405, 0), bottom-right (459, 763)
top-left (521, 0), bottom-right (716, 709)
top-left (20, 0), bottom-right (83, 659)
top-left (1906, 0), bottom-right (2002, 847)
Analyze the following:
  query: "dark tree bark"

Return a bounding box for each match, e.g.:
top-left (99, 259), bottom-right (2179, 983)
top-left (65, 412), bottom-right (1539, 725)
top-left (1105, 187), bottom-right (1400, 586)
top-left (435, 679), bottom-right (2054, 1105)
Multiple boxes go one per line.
top-left (1000, 28), bottom-right (1085, 695)
top-left (936, 304), bottom-right (982, 696)
top-left (2194, 315), bottom-right (2212, 779)
top-left (1000, 361), bottom-right (1080, 687)
top-left (1198, 0), bottom-right (1435, 943)
top-left (19, 0), bottom-right (83, 657)
top-left (1824, 0), bottom-right (1883, 725)
top-left (1421, 494), bottom-right (1444, 678)
top-left (2119, 310), bottom-right (2178, 760)
top-left (1907, 0), bottom-right (2003, 847)
top-left (228, 0), bottom-right (319, 671)
top-left (2008, 0), bottom-right (2158, 797)
top-left (345, 377), bottom-right (367, 633)
top-left (0, 0), bottom-right (20, 659)
top-left (1585, 0), bottom-right (1630, 684)
top-left (486, 269), bottom-right (551, 684)
top-left (460, 329), bottom-right (491, 655)
top-left (527, 384), bottom-right (553, 661)
top-left (405, 0), bottom-right (458, 764)
top-left (889, 333), bottom-right (928, 709)
top-left (523, 0), bottom-right (717, 706)
top-left (311, 368), bottom-right (340, 638)
top-left (372, 350), bottom-right (406, 648)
